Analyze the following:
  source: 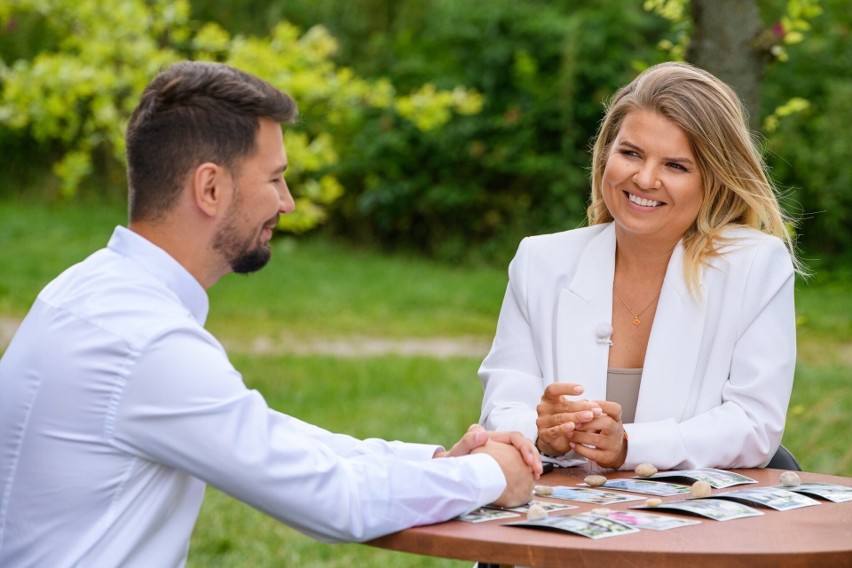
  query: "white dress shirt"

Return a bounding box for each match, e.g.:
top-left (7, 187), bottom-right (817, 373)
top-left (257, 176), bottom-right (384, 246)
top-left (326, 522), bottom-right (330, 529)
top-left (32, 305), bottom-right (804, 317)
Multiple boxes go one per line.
top-left (479, 223), bottom-right (796, 471)
top-left (0, 227), bottom-right (505, 568)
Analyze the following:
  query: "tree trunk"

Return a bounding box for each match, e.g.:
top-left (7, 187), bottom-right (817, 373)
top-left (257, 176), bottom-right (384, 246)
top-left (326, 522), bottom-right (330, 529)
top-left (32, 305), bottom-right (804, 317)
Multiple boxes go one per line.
top-left (687, 0), bottom-right (766, 130)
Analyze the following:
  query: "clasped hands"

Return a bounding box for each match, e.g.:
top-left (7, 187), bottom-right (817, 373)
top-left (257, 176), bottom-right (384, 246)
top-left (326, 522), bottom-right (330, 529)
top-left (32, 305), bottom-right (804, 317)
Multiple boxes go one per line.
top-left (535, 382), bottom-right (627, 470)
top-left (434, 424), bottom-right (541, 508)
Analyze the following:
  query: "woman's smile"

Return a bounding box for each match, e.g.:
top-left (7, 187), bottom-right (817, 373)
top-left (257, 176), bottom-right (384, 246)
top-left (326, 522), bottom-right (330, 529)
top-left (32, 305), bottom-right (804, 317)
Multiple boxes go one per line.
top-left (624, 191), bottom-right (664, 208)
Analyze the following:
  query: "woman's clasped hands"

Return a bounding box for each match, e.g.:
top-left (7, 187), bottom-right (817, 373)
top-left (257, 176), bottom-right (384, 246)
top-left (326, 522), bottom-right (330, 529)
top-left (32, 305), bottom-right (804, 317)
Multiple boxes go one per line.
top-left (535, 383), bottom-right (628, 469)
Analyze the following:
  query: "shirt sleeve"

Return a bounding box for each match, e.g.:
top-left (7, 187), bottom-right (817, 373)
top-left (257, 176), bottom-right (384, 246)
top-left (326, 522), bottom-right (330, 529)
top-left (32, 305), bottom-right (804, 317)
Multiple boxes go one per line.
top-left (109, 329), bottom-right (506, 543)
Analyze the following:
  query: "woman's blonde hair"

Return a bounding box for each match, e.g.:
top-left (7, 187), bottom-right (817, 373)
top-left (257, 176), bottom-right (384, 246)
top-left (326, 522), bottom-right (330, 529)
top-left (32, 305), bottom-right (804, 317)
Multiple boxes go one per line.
top-left (587, 61), bottom-right (801, 290)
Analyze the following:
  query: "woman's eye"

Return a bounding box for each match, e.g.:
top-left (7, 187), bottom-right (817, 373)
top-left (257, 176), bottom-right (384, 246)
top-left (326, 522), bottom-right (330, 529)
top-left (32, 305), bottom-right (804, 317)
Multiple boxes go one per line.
top-left (668, 162), bottom-right (688, 172)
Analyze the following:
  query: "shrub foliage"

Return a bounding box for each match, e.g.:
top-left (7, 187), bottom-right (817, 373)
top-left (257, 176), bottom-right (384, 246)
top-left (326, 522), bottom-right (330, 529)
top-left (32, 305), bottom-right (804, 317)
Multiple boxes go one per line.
top-left (2, 0), bottom-right (849, 260)
top-left (0, 0), bottom-right (481, 233)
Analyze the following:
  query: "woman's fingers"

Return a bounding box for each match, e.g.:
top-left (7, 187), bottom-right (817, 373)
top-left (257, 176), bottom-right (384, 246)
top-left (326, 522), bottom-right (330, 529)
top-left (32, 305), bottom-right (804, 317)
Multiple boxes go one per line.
top-left (569, 407), bottom-right (628, 468)
top-left (536, 422), bottom-right (575, 456)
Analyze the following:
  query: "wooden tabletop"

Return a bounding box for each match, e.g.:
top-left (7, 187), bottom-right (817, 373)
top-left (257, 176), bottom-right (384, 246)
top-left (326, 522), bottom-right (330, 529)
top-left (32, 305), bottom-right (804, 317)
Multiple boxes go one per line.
top-left (367, 468), bottom-right (852, 567)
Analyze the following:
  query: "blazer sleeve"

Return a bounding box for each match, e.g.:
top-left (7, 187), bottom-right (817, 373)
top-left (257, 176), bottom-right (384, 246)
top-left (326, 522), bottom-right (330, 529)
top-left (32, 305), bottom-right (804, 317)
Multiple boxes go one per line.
top-left (478, 238), bottom-right (545, 441)
top-left (624, 236), bottom-right (797, 470)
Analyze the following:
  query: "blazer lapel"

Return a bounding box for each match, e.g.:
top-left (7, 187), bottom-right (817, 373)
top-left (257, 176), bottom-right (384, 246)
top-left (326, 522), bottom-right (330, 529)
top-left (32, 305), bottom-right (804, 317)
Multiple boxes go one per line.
top-left (554, 224), bottom-right (616, 401)
top-left (636, 243), bottom-right (706, 422)
top-left (554, 228), bottom-right (707, 418)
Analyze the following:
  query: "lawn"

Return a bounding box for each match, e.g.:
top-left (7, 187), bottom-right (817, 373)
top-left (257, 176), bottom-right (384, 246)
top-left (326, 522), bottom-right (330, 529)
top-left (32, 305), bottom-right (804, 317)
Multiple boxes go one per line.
top-left (1, 199), bottom-right (849, 566)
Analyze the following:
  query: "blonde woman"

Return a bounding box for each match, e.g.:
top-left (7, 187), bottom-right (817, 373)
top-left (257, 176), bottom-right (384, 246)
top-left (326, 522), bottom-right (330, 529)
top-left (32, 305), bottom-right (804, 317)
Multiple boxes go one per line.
top-left (479, 61), bottom-right (801, 471)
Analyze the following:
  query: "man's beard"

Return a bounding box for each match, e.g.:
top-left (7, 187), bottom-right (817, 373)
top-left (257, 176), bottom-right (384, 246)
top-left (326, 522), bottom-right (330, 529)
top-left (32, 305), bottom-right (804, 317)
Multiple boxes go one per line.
top-left (213, 204), bottom-right (273, 275)
top-left (229, 241), bottom-right (271, 274)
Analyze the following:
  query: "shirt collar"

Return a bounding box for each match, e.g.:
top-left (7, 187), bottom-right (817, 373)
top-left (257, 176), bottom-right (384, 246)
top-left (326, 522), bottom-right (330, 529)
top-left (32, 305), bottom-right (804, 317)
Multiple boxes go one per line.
top-left (107, 226), bottom-right (210, 325)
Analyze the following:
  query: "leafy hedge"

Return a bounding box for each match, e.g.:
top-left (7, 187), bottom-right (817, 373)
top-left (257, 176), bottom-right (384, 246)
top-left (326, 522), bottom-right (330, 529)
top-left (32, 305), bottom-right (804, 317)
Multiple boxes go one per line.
top-left (761, 0), bottom-right (852, 259)
top-left (200, 0), bottom-right (852, 263)
top-left (269, 0), bottom-right (672, 261)
top-left (3, 0), bottom-right (850, 263)
top-left (0, 0), bottom-right (481, 234)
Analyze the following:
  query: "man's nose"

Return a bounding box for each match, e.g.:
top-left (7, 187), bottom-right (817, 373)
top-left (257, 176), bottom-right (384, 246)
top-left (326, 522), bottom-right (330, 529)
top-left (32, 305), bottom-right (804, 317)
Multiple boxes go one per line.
top-left (279, 180), bottom-right (295, 214)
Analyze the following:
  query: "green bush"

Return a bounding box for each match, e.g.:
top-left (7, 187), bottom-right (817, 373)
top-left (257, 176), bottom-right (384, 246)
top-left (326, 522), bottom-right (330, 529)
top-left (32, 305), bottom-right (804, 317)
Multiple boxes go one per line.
top-left (311, 0), bottom-right (671, 261)
top-left (223, 0), bottom-right (852, 263)
top-left (0, 0), bottom-right (481, 233)
top-left (762, 0), bottom-right (852, 257)
top-left (4, 0), bottom-right (850, 261)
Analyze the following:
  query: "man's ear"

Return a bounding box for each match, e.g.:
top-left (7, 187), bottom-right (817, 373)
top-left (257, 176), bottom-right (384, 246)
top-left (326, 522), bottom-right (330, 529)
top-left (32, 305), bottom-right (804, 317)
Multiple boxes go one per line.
top-left (193, 162), bottom-right (229, 218)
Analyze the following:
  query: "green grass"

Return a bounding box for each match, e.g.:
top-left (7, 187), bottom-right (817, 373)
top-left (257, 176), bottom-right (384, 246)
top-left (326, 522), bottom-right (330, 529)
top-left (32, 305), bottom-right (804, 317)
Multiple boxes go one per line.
top-left (235, 354), bottom-right (484, 444)
top-left (0, 199), bottom-right (126, 313)
top-left (0, 199), bottom-right (508, 339)
top-left (1, 198), bottom-right (850, 566)
top-left (206, 236), bottom-right (508, 341)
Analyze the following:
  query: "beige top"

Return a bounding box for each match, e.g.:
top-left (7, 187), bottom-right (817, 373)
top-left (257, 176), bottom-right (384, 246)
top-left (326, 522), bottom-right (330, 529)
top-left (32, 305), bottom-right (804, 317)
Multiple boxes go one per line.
top-left (606, 368), bottom-right (642, 423)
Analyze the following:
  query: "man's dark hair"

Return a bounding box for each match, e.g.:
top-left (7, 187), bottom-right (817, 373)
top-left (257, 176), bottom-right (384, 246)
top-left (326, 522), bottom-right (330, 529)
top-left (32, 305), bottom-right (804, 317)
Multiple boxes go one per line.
top-left (126, 61), bottom-right (298, 221)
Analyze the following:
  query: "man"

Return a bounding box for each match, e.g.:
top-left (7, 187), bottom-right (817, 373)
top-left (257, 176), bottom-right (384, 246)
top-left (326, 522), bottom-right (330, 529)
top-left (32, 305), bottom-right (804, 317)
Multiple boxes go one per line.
top-left (0, 61), bottom-right (540, 567)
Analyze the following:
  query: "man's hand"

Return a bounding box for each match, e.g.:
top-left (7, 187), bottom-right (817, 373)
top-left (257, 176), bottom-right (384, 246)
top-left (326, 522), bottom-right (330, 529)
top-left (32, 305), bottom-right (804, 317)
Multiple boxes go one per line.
top-left (435, 425), bottom-right (542, 478)
top-left (434, 424), bottom-right (490, 459)
top-left (483, 429), bottom-right (542, 478)
top-left (472, 439), bottom-right (537, 508)
top-left (535, 383), bottom-right (601, 456)
top-left (435, 425), bottom-right (543, 508)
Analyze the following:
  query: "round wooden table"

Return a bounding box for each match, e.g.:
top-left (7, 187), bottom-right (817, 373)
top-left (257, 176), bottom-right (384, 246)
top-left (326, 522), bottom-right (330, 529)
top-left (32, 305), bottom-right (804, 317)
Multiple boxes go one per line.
top-left (367, 468), bottom-right (852, 567)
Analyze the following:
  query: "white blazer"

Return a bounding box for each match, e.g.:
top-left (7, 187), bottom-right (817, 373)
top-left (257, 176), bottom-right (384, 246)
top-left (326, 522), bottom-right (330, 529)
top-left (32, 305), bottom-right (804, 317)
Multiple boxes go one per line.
top-left (479, 222), bottom-right (796, 470)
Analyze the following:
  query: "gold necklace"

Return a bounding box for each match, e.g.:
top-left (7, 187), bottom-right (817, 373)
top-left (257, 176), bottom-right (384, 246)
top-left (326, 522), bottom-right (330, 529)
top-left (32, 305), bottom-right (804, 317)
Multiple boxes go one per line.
top-left (614, 284), bottom-right (660, 326)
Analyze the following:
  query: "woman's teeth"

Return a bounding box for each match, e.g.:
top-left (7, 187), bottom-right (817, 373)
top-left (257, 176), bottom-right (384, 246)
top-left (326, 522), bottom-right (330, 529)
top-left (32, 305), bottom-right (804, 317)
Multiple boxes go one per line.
top-left (628, 193), bottom-right (662, 207)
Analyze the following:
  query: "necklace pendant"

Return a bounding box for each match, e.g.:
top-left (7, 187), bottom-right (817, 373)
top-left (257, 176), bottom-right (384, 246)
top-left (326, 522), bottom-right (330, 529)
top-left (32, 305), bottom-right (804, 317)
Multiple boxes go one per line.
top-left (632, 317), bottom-right (641, 326)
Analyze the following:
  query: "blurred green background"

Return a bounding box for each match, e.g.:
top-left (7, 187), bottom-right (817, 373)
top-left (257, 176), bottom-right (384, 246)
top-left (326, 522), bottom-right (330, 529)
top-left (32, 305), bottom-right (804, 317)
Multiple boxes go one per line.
top-left (1, 1), bottom-right (850, 566)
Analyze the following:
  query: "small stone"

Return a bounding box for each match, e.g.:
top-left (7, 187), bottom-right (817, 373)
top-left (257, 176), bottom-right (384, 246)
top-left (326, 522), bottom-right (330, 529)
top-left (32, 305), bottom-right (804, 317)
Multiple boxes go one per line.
top-left (645, 498), bottom-right (662, 507)
top-left (780, 471), bottom-right (801, 487)
top-left (690, 480), bottom-right (712, 498)
top-left (534, 484), bottom-right (553, 496)
top-left (584, 474), bottom-right (607, 487)
top-left (590, 507), bottom-right (611, 516)
top-left (635, 463), bottom-right (658, 477)
top-left (526, 504), bottom-right (548, 521)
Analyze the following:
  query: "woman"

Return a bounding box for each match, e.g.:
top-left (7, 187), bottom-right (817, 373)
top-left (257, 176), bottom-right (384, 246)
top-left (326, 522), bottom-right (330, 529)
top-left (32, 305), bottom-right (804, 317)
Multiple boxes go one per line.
top-left (478, 61), bottom-right (801, 472)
